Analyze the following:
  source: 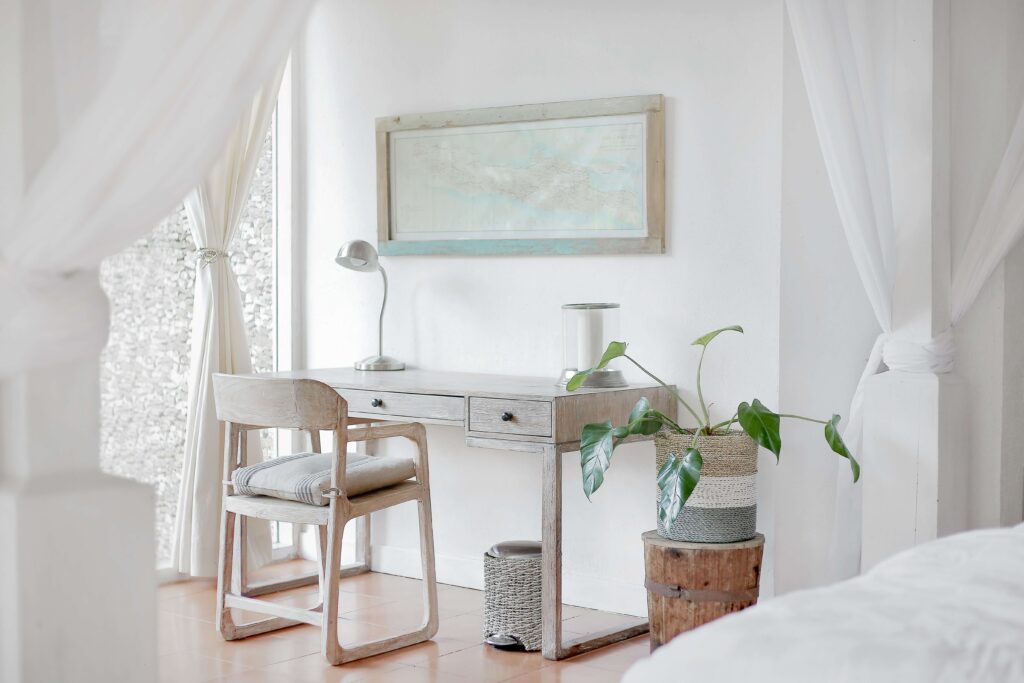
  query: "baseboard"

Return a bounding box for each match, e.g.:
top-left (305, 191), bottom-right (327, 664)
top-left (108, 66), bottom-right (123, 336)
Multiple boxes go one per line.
top-left (156, 566), bottom-right (186, 585)
top-left (370, 543), bottom-right (647, 617)
top-left (371, 542), bottom-right (486, 590)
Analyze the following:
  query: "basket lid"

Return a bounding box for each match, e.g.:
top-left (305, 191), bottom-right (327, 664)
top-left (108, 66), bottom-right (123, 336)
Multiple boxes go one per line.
top-left (487, 540), bottom-right (542, 558)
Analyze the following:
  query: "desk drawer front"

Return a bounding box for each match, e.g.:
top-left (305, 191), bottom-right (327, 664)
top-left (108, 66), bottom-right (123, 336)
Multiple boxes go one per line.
top-left (340, 389), bottom-right (463, 423)
top-left (469, 397), bottom-right (552, 437)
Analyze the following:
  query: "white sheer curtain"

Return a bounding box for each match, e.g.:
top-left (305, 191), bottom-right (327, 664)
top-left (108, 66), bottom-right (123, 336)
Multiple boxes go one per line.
top-left (0, 0), bottom-right (314, 381)
top-left (786, 0), bottom-right (899, 579)
top-left (789, 0), bottom-right (1024, 579)
top-left (951, 99), bottom-right (1024, 322)
top-left (172, 67), bottom-right (286, 578)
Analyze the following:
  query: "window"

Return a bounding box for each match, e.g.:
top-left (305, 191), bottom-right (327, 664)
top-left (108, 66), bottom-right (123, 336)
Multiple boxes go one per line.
top-left (100, 66), bottom-right (292, 568)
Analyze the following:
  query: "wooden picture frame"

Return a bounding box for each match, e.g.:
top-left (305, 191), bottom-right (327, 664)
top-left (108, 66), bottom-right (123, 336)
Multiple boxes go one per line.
top-left (376, 94), bottom-right (665, 256)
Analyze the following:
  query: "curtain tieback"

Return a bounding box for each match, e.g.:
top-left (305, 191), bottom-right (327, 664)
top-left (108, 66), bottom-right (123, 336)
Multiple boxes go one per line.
top-left (196, 248), bottom-right (230, 266)
top-left (840, 327), bottom-right (957, 465)
top-left (878, 328), bottom-right (955, 374)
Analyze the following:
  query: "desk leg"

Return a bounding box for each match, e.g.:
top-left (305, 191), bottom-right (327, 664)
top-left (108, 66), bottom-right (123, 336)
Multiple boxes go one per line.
top-left (541, 445), bottom-right (563, 660)
top-left (355, 514), bottom-right (371, 570)
top-left (541, 444), bottom-right (650, 661)
top-left (354, 437), bottom-right (373, 573)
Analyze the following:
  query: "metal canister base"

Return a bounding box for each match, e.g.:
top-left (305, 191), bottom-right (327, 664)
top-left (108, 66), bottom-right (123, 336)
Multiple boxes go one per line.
top-left (485, 634), bottom-right (525, 651)
top-left (556, 367), bottom-right (628, 388)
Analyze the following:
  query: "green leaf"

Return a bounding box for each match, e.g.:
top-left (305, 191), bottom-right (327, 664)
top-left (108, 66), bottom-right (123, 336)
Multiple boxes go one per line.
top-left (580, 421), bottom-right (616, 499)
top-left (628, 415), bottom-right (665, 437)
top-left (691, 325), bottom-right (744, 347)
top-left (566, 372), bottom-right (587, 392)
top-left (566, 341), bottom-right (628, 391)
top-left (576, 398), bottom-right (668, 503)
top-left (596, 341), bottom-right (628, 368)
top-left (628, 397), bottom-right (651, 423)
top-left (621, 397), bottom-right (665, 437)
top-left (656, 448), bottom-right (703, 526)
top-left (737, 398), bottom-right (781, 459)
top-left (825, 414), bottom-right (860, 482)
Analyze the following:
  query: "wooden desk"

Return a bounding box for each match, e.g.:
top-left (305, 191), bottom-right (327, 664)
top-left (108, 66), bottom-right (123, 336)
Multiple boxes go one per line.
top-left (256, 367), bottom-right (677, 660)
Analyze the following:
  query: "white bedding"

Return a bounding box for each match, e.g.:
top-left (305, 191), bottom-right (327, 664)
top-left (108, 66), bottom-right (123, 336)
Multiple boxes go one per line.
top-left (623, 525), bottom-right (1024, 683)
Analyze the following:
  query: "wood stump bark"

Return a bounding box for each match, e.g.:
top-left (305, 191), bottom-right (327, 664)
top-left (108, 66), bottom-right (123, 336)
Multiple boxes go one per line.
top-left (642, 530), bottom-right (765, 650)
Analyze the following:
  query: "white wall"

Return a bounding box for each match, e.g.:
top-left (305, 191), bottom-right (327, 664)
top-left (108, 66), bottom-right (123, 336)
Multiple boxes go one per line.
top-left (950, 0), bottom-right (1024, 529)
top-left (297, 0), bottom-right (784, 614)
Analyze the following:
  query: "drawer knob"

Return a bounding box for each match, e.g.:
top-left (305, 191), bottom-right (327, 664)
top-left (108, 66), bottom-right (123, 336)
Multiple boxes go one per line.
top-left (500, 411), bottom-right (513, 422)
top-left (370, 398), bottom-right (383, 408)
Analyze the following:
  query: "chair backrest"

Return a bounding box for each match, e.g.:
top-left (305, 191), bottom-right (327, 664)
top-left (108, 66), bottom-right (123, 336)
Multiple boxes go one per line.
top-left (212, 374), bottom-right (346, 431)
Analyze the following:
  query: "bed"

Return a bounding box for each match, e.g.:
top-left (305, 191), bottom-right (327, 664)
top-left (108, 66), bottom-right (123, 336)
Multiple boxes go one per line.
top-left (623, 524), bottom-right (1024, 682)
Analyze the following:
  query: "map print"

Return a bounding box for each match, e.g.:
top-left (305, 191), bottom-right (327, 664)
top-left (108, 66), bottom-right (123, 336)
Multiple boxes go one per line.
top-left (390, 113), bottom-right (648, 241)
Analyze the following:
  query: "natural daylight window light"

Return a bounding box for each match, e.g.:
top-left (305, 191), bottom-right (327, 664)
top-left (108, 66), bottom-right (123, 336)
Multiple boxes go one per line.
top-left (98, 104), bottom-right (292, 569)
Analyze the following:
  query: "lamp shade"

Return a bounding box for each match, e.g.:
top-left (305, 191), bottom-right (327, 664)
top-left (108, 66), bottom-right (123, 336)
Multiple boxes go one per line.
top-left (335, 240), bottom-right (379, 272)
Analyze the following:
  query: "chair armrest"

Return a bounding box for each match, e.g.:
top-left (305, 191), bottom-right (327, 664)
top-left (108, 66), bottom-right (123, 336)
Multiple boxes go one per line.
top-left (345, 421), bottom-right (429, 484)
top-left (347, 421), bottom-right (425, 443)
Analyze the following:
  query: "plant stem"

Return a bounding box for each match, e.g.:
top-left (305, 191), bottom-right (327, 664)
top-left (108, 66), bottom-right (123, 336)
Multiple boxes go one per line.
top-left (707, 413), bottom-right (738, 433)
top-left (656, 411), bottom-right (687, 434)
top-left (695, 346), bottom-right (711, 427)
top-left (777, 413), bottom-right (828, 425)
top-left (624, 354), bottom-right (705, 426)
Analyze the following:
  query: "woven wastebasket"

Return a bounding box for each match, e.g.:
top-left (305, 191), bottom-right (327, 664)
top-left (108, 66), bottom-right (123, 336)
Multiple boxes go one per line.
top-left (483, 540), bottom-right (543, 651)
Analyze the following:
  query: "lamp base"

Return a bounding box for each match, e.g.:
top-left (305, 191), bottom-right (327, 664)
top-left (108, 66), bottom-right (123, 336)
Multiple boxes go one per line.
top-left (355, 355), bottom-right (405, 371)
top-left (556, 367), bottom-right (627, 388)
top-left (557, 368), bottom-right (579, 386)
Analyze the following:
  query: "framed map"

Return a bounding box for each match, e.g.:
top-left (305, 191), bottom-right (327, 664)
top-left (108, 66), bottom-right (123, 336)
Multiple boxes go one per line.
top-left (375, 95), bottom-right (664, 256)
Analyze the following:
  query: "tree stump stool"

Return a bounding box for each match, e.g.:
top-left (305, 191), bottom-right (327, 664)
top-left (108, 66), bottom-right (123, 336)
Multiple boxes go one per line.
top-left (642, 530), bottom-right (765, 650)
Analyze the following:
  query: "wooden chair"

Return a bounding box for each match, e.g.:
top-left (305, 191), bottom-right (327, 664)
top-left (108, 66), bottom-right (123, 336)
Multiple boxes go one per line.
top-left (211, 374), bottom-right (439, 665)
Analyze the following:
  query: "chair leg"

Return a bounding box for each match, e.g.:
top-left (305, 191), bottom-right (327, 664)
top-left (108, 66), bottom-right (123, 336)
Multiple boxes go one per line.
top-left (410, 421), bottom-right (438, 638)
top-left (322, 492), bottom-right (438, 665)
top-left (219, 508), bottom-right (311, 642)
top-left (316, 524), bottom-right (329, 604)
top-left (356, 514), bottom-right (372, 572)
top-left (231, 515), bottom-right (247, 595)
top-left (322, 434), bottom-right (437, 665)
top-left (322, 507), bottom-right (347, 665)
top-left (417, 494), bottom-right (440, 638)
top-left (216, 508), bottom-right (237, 639)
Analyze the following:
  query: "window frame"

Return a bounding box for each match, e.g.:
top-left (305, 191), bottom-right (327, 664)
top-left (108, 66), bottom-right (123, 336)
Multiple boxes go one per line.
top-left (271, 56), bottom-right (302, 562)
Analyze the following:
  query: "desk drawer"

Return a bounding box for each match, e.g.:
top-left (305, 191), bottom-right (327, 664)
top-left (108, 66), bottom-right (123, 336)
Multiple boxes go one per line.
top-left (340, 389), bottom-right (463, 423)
top-left (468, 397), bottom-right (552, 437)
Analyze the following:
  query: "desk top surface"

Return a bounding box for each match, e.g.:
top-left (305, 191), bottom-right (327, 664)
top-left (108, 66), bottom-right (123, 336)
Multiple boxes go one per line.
top-left (250, 367), bottom-right (663, 400)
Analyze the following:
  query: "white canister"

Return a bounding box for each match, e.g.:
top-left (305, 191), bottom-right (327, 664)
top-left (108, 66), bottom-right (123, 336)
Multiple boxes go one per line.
top-left (559, 303), bottom-right (626, 387)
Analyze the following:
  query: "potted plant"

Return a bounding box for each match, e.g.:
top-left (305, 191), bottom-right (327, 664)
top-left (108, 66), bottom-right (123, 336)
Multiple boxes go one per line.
top-left (567, 326), bottom-right (860, 543)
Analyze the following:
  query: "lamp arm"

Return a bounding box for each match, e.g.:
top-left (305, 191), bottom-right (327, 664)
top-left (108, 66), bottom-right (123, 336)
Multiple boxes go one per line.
top-left (377, 265), bottom-right (388, 358)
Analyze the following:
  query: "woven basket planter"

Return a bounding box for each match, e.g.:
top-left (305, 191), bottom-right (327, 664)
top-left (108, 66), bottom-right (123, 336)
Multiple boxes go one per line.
top-left (655, 430), bottom-right (758, 543)
top-left (483, 544), bottom-right (543, 651)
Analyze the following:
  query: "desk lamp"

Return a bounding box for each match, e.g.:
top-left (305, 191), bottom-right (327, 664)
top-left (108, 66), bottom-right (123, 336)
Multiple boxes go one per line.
top-left (335, 240), bottom-right (405, 371)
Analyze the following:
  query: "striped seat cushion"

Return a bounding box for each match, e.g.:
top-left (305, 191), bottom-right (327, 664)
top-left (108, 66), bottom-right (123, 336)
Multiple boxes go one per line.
top-left (232, 452), bottom-right (416, 506)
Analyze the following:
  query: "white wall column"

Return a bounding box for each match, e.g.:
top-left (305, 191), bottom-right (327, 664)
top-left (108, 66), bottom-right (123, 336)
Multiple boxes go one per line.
top-left (861, 0), bottom-right (969, 569)
top-left (0, 5), bottom-right (156, 679)
top-left (0, 360), bottom-right (157, 683)
top-left (998, 245), bottom-right (1024, 523)
top-left (950, 0), bottom-right (1024, 532)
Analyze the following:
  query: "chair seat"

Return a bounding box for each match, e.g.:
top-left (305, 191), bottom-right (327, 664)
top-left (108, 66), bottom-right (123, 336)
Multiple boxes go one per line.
top-left (233, 452), bottom-right (417, 506)
top-left (226, 481), bottom-right (424, 523)
top-left (225, 494), bottom-right (330, 524)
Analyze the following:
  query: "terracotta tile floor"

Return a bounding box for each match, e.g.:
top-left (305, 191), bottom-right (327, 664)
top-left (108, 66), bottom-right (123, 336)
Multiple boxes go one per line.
top-left (158, 560), bottom-right (650, 682)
